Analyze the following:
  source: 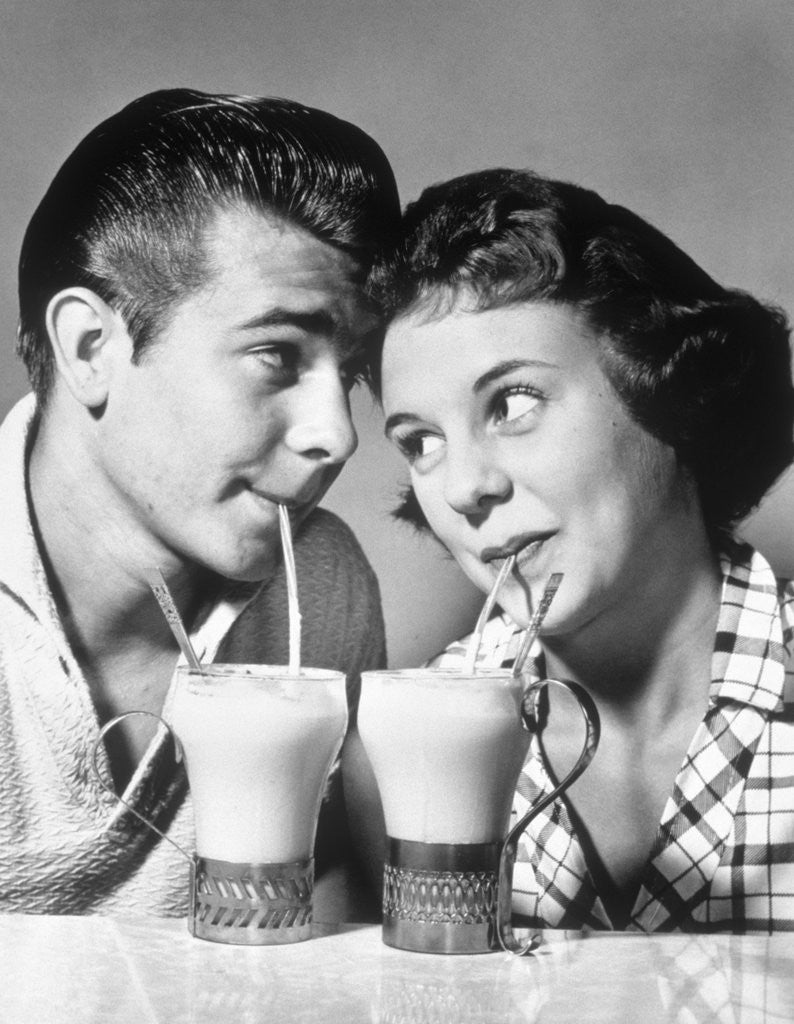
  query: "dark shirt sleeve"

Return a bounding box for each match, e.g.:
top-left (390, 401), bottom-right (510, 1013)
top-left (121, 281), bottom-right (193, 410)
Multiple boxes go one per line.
top-left (215, 506), bottom-right (387, 718)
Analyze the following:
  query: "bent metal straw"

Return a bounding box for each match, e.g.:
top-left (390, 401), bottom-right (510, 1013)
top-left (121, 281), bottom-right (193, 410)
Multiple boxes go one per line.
top-left (143, 567), bottom-right (203, 673)
top-left (463, 554), bottom-right (516, 673)
top-left (278, 504), bottom-right (302, 674)
top-left (511, 572), bottom-right (564, 678)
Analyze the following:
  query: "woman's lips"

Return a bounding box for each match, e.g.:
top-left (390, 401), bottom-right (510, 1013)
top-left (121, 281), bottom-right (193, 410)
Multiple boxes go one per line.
top-left (480, 533), bottom-right (553, 568)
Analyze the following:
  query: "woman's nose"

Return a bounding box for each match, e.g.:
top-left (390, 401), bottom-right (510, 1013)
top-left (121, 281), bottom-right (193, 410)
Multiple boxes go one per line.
top-left (442, 443), bottom-right (512, 516)
top-left (284, 375), bottom-right (358, 465)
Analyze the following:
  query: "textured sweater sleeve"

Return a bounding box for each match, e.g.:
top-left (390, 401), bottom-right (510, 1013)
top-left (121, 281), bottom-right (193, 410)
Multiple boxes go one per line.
top-left (216, 508), bottom-right (387, 716)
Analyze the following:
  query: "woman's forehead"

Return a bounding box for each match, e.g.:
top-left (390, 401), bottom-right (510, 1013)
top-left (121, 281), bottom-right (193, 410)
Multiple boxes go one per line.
top-left (383, 299), bottom-right (596, 362)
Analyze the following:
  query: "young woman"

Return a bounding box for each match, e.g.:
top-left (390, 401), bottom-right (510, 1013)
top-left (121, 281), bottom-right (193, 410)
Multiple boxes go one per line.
top-left (365, 169), bottom-right (794, 932)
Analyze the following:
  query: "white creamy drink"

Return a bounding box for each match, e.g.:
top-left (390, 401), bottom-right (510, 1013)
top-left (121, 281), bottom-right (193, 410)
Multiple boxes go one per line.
top-left (170, 665), bottom-right (347, 864)
top-left (358, 669), bottom-right (530, 845)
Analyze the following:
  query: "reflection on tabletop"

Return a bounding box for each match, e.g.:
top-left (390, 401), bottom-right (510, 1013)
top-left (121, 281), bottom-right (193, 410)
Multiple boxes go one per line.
top-left (3, 916), bottom-right (794, 1024)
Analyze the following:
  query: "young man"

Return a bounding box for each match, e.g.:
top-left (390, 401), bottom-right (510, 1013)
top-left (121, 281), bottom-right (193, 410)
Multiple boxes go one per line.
top-left (0, 89), bottom-right (400, 917)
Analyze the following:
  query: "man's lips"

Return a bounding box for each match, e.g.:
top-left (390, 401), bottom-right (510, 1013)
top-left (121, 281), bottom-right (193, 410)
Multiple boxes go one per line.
top-left (480, 532), bottom-right (554, 565)
top-left (248, 485), bottom-right (321, 512)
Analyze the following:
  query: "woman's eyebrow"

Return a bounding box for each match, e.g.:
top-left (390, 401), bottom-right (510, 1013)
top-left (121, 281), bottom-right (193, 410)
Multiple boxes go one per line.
top-left (472, 359), bottom-right (559, 394)
top-left (383, 412), bottom-right (420, 437)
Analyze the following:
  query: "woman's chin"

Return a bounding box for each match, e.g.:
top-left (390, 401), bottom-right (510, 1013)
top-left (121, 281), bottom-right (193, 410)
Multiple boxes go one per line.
top-left (496, 592), bottom-right (533, 630)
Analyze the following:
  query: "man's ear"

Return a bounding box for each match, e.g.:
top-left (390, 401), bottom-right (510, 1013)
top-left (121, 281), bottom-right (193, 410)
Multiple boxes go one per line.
top-left (45, 287), bottom-right (128, 409)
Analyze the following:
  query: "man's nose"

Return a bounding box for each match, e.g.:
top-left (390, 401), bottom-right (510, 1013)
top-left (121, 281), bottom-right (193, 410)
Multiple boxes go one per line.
top-left (283, 374), bottom-right (358, 465)
top-left (442, 441), bottom-right (512, 516)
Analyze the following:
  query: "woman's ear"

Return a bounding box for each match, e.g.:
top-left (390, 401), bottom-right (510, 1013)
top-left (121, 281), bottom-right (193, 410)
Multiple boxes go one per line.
top-left (45, 288), bottom-right (126, 409)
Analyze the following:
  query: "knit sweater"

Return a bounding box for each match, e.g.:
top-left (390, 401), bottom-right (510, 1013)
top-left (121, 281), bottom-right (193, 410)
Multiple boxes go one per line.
top-left (0, 395), bottom-right (386, 914)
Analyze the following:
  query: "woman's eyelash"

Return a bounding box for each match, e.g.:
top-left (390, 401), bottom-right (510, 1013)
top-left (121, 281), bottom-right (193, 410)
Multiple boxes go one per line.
top-left (492, 384), bottom-right (544, 421)
top-left (393, 433), bottom-right (422, 459)
top-left (392, 432), bottom-right (433, 462)
top-left (496, 383), bottom-right (543, 401)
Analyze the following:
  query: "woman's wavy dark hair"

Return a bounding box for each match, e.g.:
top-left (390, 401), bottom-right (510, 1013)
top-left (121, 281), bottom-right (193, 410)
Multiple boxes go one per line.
top-left (367, 168), bottom-right (794, 543)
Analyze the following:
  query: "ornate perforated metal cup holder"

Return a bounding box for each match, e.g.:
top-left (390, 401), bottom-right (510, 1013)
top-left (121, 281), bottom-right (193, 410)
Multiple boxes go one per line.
top-left (497, 678), bottom-right (600, 955)
top-left (92, 712), bottom-right (314, 945)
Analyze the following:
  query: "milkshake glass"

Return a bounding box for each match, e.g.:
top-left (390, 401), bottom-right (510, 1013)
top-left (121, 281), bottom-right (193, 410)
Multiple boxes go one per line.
top-left (169, 664), bottom-right (348, 945)
top-left (358, 668), bottom-right (530, 954)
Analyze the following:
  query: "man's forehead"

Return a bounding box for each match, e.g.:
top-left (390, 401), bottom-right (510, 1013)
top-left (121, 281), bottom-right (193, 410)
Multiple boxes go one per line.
top-left (203, 203), bottom-right (356, 275)
top-left (204, 201), bottom-right (368, 294)
top-left (199, 203), bottom-right (373, 314)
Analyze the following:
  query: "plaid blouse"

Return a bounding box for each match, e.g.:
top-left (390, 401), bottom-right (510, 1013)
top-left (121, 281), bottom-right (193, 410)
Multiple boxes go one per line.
top-left (433, 544), bottom-right (794, 933)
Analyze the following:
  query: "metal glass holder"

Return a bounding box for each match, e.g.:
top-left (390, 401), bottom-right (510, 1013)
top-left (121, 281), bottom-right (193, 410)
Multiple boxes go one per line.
top-left (92, 712), bottom-right (317, 946)
top-left (190, 855), bottom-right (314, 945)
top-left (382, 838), bottom-right (501, 954)
top-left (497, 678), bottom-right (600, 955)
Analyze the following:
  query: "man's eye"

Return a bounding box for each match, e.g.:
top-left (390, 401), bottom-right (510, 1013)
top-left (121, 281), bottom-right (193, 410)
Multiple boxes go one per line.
top-left (493, 388), bottom-right (540, 424)
top-left (253, 345), bottom-right (299, 374)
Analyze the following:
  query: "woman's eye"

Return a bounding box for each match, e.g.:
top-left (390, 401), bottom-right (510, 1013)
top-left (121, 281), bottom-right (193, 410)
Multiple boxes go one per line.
top-left (494, 388), bottom-right (540, 424)
top-left (394, 432), bottom-right (444, 463)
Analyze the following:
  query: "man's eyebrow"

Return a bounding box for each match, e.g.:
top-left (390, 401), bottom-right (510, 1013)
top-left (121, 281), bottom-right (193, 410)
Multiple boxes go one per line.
top-left (239, 308), bottom-right (337, 335)
top-left (473, 359), bottom-right (559, 393)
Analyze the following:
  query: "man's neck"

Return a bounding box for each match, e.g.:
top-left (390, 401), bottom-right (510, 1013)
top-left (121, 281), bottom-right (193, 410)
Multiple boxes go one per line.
top-left (27, 405), bottom-right (212, 679)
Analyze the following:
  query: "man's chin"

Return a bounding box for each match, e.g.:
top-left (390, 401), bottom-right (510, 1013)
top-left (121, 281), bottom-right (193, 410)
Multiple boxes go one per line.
top-left (208, 547), bottom-right (281, 584)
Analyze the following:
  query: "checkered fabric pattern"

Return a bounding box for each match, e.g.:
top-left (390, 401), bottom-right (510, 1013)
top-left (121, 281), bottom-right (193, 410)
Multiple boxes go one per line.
top-left (432, 543), bottom-right (794, 933)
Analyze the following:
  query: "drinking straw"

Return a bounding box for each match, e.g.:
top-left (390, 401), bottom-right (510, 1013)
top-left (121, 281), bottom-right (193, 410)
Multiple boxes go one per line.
top-left (143, 567), bottom-right (204, 673)
top-left (278, 504), bottom-right (302, 674)
top-left (462, 554), bottom-right (516, 673)
top-left (511, 572), bottom-right (564, 678)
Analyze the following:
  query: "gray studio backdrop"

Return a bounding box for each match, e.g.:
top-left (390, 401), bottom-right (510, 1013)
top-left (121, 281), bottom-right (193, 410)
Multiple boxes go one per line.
top-left (1, 0), bottom-right (792, 666)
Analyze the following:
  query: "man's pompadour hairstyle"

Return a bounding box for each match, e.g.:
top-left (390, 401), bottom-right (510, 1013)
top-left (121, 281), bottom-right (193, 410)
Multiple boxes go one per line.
top-left (18, 88), bottom-right (400, 402)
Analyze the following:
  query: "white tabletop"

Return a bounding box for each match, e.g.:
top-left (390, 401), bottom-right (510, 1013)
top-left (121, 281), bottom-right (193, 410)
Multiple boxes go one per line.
top-left (3, 915), bottom-right (793, 1023)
